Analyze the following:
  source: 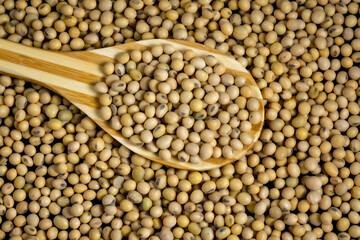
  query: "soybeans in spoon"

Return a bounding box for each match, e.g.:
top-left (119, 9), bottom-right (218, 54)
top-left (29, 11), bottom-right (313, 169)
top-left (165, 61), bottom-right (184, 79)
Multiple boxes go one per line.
top-left (95, 44), bottom-right (263, 165)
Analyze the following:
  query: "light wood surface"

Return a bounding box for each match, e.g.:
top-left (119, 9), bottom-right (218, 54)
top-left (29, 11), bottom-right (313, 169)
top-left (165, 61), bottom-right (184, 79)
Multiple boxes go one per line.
top-left (0, 39), bottom-right (264, 171)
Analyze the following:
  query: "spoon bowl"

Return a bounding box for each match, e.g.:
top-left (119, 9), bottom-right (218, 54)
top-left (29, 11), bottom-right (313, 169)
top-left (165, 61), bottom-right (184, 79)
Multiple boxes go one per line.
top-left (0, 38), bottom-right (264, 170)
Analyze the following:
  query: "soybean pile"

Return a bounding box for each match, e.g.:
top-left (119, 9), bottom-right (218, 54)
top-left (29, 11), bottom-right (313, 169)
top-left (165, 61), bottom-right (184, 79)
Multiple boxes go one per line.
top-left (0, 0), bottom-right (360, 240)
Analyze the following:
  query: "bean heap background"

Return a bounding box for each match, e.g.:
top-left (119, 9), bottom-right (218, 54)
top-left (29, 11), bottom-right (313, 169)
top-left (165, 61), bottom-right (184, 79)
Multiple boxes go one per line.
top-left (0, 0), bottom-right (360, 240)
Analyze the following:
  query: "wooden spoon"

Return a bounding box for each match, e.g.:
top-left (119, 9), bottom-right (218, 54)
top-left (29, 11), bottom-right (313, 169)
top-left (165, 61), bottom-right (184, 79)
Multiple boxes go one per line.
top-left (0, 38), bottom-right (264, 171)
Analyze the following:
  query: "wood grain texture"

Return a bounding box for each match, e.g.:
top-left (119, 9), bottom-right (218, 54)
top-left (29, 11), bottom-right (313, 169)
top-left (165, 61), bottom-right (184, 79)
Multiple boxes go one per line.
top-left (0, 38), bottom-right (264, 171)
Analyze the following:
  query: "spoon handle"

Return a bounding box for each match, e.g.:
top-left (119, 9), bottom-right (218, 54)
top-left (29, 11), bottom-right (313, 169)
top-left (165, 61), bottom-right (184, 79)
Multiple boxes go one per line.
top-left (0, 39), bottom-right (105, 104)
